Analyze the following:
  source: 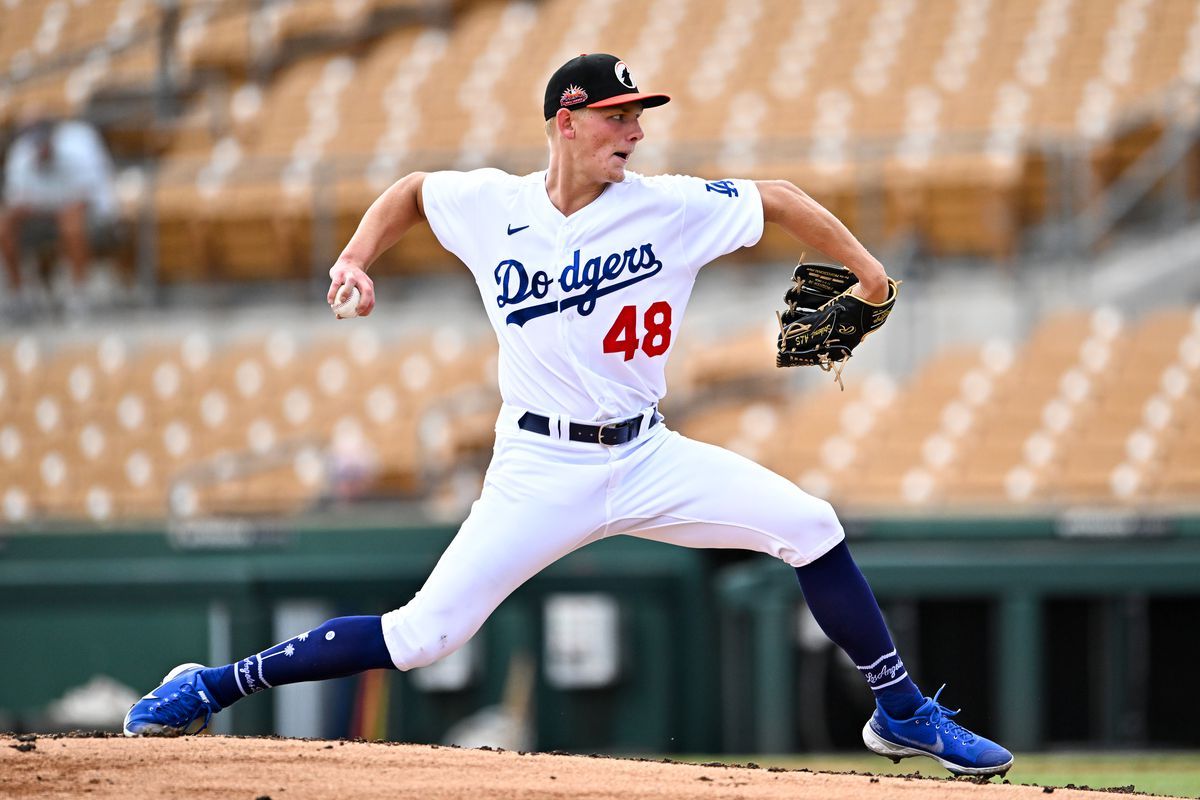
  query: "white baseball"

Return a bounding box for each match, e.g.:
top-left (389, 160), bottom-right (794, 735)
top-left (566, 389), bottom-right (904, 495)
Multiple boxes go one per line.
top-left (331, 284), bottom-right (361, 319)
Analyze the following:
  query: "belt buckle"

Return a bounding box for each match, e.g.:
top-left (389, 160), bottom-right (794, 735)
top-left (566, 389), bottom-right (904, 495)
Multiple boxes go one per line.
top-left (596, 419), bottom-right (617, 446)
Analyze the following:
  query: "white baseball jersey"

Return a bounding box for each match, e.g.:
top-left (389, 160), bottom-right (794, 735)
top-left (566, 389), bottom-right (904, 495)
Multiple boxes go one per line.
top-left (381, 168), bottom-right (845, 672)
top-left (421, 169), bottom-right (763, 421)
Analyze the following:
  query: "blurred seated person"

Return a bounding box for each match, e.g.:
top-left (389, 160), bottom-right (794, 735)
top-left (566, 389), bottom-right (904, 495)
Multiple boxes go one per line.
top-left (1, 109), bottom-right (118, 311)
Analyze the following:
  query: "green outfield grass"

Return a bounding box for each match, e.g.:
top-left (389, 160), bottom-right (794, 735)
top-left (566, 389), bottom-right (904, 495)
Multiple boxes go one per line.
top-left (673, 753), bottom-right (1200, 798)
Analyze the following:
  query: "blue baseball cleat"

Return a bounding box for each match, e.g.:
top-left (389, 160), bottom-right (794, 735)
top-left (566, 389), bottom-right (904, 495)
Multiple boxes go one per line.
top-left (862, 685), bottom-right (1014, 777)
top-left (123, 663), bottom-right (222, 737)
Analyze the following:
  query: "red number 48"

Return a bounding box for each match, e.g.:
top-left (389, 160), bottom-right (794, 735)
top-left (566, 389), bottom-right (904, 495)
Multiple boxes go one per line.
top-left (602, 301), bottom-right (673, 361)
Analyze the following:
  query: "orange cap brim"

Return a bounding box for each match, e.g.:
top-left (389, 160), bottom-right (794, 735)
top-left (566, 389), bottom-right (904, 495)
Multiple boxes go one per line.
top-left (586, 92), bottom-right (671, 110)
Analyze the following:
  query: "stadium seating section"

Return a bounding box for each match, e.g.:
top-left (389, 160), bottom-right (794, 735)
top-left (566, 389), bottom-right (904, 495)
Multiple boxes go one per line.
top-left (0, 323), bottom-right (501, 521)
top-left (1, 305), bottom-right (1198, 523)
top-left (3, 0), bottom-right (1200, 522)
top-left (4, 0), bottom-right (1200, 269)
top-left (671, 306), bottom-right (1200, 512)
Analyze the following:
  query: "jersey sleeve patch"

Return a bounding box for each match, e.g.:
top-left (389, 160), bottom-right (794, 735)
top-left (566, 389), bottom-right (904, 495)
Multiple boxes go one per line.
top-left (704, 179), bottom-right (739, 197)
top-left (678, 175), bottom-right (763, 273)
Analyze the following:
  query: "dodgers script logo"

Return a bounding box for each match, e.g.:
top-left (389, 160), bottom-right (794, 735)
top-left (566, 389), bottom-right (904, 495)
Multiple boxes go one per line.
top-left (494, 243), bottom-right (663, 326)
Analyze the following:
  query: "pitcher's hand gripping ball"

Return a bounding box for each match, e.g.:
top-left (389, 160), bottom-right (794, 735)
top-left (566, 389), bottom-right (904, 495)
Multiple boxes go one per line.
top-left (776, 262), bottom-right (899, 388)
top-left (331, 284), bottom-right (362, 319)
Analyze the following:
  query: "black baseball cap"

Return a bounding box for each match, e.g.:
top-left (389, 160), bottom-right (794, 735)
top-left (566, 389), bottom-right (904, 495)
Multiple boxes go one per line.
top-left (543, 53), bottom-right (670, 120)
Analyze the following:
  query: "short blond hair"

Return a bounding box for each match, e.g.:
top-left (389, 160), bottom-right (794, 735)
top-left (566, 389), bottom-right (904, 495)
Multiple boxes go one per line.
top-left (546, 107), bottom-right (601, 139)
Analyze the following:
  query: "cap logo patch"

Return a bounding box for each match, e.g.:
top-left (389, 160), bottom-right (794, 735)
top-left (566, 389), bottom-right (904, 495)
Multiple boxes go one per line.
top-left (614, 61), bottom-right (636, 89)
top-left (560, 84), bottom-right (588, 107)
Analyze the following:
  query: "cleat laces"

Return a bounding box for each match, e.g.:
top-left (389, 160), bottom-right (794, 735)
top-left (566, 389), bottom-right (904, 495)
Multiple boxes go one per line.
top-left (152, 683), bottom-right (212, 733)
top-left (925, 685), bottom-right (976, 745)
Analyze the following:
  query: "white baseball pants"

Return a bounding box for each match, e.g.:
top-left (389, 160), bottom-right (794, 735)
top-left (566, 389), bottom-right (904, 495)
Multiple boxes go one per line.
top-left (380, 404), bottom-right (844, 670)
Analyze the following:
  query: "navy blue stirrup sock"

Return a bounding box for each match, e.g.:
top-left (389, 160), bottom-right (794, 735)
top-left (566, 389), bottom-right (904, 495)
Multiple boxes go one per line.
top-left (795, 541), bottom-right (923, 719)
top-left (200, 615), bottom-right (395, 709)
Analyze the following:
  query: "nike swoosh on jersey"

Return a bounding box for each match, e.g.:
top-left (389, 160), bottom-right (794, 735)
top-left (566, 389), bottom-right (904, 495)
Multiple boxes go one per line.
top-left (507, 224), bottom-right (530, 235)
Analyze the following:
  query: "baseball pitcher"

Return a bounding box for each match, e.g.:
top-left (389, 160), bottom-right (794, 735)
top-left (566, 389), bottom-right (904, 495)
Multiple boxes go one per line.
top-left (124, 53), bottom-right (1011, 778)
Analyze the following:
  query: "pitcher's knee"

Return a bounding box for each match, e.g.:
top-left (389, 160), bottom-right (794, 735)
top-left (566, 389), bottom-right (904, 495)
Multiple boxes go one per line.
top-left (777, 496), bottom-right (845, 567)
top-left (812, 498), bottom-right (843, 536)
top-left (380, 606), bottom-right (477, 671)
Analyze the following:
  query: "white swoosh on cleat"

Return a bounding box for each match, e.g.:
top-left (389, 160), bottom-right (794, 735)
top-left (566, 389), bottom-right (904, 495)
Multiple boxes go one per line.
top-left (892, 732), bottom-right (944, 754)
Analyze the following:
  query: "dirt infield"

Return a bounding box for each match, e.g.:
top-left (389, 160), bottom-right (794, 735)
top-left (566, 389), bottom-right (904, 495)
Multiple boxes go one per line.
top-left (0, 733), bottom-right (1186, 800)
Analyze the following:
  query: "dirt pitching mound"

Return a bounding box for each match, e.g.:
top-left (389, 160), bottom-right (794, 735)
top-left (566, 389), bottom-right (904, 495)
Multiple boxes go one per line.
top-left (0, 733), bottom-right (1184, 800)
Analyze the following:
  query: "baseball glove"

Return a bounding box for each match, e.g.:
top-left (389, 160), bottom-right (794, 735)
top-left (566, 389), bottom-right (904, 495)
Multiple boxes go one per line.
top-left (776, 261), bottom-right (900, 389)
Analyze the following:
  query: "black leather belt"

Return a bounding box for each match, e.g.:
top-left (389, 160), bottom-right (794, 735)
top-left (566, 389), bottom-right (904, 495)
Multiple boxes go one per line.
top-left (517, 408), bottom-right (660, 446)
